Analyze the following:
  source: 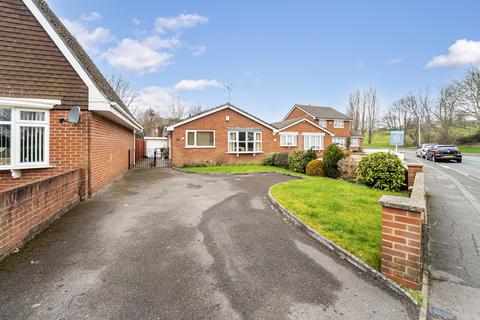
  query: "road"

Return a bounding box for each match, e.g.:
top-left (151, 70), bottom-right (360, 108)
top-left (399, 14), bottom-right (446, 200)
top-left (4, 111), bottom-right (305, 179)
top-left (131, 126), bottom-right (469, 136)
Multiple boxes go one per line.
top-left (0, 169), bottom-right (417, 320)
top-left (404, 151), bottom-right (480, 320)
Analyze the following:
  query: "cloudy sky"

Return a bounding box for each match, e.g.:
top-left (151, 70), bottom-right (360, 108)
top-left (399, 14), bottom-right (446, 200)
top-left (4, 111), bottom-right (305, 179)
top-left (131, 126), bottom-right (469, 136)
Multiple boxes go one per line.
top-left (48, 0), bottom-right (480, 121)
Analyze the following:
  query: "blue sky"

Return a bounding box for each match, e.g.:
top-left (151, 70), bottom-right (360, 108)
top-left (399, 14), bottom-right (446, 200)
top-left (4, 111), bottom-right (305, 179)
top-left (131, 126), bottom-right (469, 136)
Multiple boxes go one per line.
top-left (48, 0), bottom-right (480, 121)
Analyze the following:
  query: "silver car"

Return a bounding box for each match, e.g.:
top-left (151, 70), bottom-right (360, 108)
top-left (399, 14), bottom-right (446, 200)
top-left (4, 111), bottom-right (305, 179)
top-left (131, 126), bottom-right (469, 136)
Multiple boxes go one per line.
top-left (416, 144), bottom-right (434, 159)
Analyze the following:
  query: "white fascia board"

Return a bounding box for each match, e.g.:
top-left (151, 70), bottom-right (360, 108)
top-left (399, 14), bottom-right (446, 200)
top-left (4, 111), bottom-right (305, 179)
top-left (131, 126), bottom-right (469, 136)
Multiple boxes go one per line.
top-left (274, 118), bottom-right (335, 136)
top-left (166, 105), bottom-right (276, 131)
top-left (0, 96), bottom-right (60, 109)
top-left (23, 0), bottom-right (141, 131)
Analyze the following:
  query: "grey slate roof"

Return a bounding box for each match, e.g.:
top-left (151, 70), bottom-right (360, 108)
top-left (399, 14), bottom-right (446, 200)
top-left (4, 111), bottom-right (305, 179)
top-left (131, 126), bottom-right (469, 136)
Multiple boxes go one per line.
top-left (295, 104), bottom-right (352, 120)
top-left (32, 0), bottom-right (136, 121)
top-left (350, 130), bottom-right (363, 137)
top-left (270, 117), bottom-right (308, 130)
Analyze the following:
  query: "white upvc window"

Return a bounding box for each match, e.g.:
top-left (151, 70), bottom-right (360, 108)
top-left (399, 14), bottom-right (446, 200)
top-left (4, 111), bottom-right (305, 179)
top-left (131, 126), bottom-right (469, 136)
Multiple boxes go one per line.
top-left (333, 120), bottom-right (344, 128)
top-left (319, 119), bottom-right (327, 128)
top-left (280, 132), bottom-right (298, 147)
top-left (228, 130), bottom-right (262, 153)
top-left (303, 133), bottom-right (324, 151)
top-left (0, 107), bottom-right (50, 169)
top-left (333, 136), bottom-right (347, 148)
top-left (351, 138), bottom-right (360, 147)
top-left (185, 130), bottom-right (215, 148)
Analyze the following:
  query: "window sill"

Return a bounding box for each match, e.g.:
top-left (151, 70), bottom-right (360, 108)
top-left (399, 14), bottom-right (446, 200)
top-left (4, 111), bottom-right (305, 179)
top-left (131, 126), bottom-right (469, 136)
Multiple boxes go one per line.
top-left (280, 145), bottom-right (298, 147)
top-left (226, 152), bottom-right (264, 154)
top-left (185, 146), bottom-right (216, 149)
top-left (0, 164), bottom-right (53, 171)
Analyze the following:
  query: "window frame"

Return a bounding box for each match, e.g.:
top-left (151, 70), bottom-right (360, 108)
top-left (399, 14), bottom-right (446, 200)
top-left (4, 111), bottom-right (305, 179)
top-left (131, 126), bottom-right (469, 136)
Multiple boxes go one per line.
top-left (333, 120), bottom-right (345, 128)
top-left (185, 130), bottom-right (216, 148)
top-left (318, 119), bottom-right (327, 128)
top-left (279, 132), bottom-right (298, 147)
top-left (350, 138), bottom-right (360, 148)
top-left (303, 132), bottom-right (324, 151)
top-left (332, 136), bottom-right (347, 148)
top-left (227, 129), bottom-right (262, 154)
top-left (0, 106), bottom-right (50, 170)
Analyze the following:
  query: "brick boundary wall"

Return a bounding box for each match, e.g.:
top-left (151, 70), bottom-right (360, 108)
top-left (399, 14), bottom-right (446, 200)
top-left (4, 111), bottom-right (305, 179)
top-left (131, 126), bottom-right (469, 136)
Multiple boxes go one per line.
top-left (0, 169), bottom-right (83, 260)
top-left (379, 172), bottom-right (426, 290)
top-left (406, 163), bottom-right (424, 190)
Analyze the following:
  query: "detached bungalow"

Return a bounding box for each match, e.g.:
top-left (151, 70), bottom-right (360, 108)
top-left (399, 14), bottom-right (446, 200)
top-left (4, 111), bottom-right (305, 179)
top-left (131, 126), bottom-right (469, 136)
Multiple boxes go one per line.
top-left (165, 103), bottom-right (362, 167)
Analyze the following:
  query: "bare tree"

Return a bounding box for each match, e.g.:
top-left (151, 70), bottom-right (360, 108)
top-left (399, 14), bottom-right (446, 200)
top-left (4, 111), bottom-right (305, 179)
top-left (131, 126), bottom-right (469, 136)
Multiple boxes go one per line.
top-left (136, 108), bottom-right (169, 137)
top-left (363, 87), bottom-right (379, 144)
top-left (458, 66), bottom-right (480, 128)
top-left (107, 74), bottom-right (139, 114)
top-left (168, 98), bottom-right (187, 120)
top-left (347, 90), bottom-right (362, 132)
top-left (188, 104), bottom-right (204, 117)
top-left (433, 83), bottom-right (462, 143)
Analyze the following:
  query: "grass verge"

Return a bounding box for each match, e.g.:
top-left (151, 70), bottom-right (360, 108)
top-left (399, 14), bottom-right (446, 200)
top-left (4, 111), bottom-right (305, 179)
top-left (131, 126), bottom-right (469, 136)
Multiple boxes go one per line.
top-left (181, 164), bottom-right (307, 177)
top-left (458, 146), bottom-right (480, 154)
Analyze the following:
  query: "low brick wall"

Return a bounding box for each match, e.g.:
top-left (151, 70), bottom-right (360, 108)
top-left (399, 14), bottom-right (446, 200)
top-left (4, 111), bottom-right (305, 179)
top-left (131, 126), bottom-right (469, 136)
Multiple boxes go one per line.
top-left (379, 172), bottom-right (426, 290)
top-left (0, 169), bottom-right (83, 260)
top-left (406, 163), bottom-right (423, 190)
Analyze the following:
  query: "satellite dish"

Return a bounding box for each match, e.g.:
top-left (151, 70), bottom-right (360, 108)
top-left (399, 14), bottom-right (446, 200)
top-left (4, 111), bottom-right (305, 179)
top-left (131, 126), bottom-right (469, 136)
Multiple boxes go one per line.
top-left (68, 106), bottom-right (81, 124)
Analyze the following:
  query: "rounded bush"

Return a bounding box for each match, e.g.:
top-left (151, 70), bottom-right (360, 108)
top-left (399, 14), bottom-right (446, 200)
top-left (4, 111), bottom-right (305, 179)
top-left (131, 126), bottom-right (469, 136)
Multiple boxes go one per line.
top-left (306, 159), bottom-right (324, 176)
top-left (323, 144), bottom-right (344, 178)
top-left (338, 156), bottom-right (357, 181)
top-left (273, 152), bottom-right (289, 169)
top-left (357, 152), bottom-right (406, 191)
top-left (263, 153), bottom-right (277, 166)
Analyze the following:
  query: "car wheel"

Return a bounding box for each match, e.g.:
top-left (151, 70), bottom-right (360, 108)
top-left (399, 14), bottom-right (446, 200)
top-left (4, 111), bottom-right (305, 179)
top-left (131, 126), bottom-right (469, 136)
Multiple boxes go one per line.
top-left (433, 156), bottom-right (437, 162)
top-left (457, 159), bottom-right (462, 163)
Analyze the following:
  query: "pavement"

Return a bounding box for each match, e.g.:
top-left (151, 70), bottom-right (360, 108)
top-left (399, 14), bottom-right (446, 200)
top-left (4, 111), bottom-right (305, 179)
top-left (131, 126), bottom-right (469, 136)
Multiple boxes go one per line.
top-left (0, 169), bottom-right (417, 320)
top-left (404, 152), bottom-right (480, 320)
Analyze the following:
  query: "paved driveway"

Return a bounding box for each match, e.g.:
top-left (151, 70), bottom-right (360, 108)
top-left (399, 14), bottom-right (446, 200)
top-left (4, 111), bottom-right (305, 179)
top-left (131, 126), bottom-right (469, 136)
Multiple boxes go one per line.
top-left (0, 169), bottom-right (416, 320)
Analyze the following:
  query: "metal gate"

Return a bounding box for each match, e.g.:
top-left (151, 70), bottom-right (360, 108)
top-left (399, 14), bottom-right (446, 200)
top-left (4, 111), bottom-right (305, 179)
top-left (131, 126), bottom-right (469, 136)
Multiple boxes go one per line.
top-left (134, 148), bottom-right (171, 169)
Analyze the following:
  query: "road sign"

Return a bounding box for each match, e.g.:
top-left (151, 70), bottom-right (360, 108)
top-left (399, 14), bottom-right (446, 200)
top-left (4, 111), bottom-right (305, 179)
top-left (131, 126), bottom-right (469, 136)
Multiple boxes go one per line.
top-left (390, 131), bottom-right (405, 146)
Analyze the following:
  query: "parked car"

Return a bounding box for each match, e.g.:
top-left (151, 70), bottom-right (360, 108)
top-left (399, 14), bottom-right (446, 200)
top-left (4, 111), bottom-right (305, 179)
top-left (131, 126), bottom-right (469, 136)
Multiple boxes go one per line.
top-left (416, 144), bottom-right (435, 159)
top-left (426, 145), bottom-right (462, 163)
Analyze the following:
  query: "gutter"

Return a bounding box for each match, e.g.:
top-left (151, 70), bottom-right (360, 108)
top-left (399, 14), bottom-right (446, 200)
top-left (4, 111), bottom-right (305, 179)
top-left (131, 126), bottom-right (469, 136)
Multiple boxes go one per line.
top-left (110, 102), bottom-right (142, 131)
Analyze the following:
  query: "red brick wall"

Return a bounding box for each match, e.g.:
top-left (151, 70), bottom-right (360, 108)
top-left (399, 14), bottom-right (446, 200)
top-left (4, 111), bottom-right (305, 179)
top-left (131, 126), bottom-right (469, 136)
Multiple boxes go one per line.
top-left (171, 108), bottom-right (275, 167)
top-left (0, 110), bottom-right (89, 192)
top-left (284, 107), bottom-right (315, 121)
top-left (407, 163), bottom-right (423, 190)
top-left (0, 169), bottom-right (82, 260)
top-left (89, 112), bottom-right (134, 194)
top-left (272, 120), bottom-right (333, 158)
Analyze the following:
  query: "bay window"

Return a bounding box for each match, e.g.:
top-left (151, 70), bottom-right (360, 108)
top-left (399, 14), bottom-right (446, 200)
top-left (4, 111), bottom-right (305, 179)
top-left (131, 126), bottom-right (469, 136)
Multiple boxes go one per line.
top-left (0, 107), bottom-right (50, 169)
top-left (186, 130), bottom-right (215, 147)
top-left (303, 133), bottom-right (324, 150)
top-left (280, 133), bottom-right (297, 147)
top-left (333, 136), bottom-right (346, 148)
top-left (228, 129), bottom-right (262, 153)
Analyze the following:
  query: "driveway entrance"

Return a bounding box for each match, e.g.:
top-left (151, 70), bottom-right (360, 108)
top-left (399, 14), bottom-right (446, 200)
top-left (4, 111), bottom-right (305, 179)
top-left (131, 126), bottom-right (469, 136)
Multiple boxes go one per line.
top-left (0, 169), bottom-right (417, 320)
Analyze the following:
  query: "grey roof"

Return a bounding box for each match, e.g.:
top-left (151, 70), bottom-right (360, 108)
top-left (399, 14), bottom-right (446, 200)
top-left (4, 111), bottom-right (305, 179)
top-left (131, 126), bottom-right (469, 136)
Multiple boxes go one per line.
top-left (295, 104), bottom-right (352, 120)
top-left (32, 0), bottom-right (136, 122)
top-left (270, 117), bottom-right (308, 130)
top-left (168, 103), bottom-right (276, 130)
top-left (350, 130), bottom-right (363, 137)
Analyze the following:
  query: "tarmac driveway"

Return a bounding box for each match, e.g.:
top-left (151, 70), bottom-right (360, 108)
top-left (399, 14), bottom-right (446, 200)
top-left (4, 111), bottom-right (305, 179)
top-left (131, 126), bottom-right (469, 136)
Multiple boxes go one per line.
top-left (0, 169), bottom-right (417, 320)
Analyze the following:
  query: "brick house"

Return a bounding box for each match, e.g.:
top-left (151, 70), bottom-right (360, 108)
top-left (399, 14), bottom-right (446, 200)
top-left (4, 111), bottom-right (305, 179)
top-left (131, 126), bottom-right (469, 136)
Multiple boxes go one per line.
top-left (0, 0), bottom-right (142, 194)
top-left (166, 103), bottom-right (362, 167)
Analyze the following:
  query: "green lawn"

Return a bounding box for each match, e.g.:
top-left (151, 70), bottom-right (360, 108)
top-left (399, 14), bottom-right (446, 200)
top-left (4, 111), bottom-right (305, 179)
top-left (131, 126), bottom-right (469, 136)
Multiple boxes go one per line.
top-left (181, 164), bottom-right (307, 177)
top-left (363, 131), bottom-right (415, 149)
top-left (459, 146), bottom-right (480, 154)
top-left (181, 164), bottom-right (403, 270)
top-left (270, 178), bottom-right (404, 270)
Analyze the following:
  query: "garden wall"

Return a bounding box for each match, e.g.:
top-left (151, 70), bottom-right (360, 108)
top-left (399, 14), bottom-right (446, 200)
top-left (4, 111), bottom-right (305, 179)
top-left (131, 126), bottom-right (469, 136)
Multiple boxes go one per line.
top-left (0, 169), bottom-right (83, 260)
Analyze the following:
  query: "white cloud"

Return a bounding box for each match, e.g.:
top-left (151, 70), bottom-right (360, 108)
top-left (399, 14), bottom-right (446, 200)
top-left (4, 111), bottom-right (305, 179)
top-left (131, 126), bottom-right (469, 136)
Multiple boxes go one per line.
top-left (101, 38), bottom-right (173, 73)
top-left (386, 58), bottom-right (402, 65)
top-left (155, 13), bottom-right (208, 33)
top-left (134, 86), bottom-right (176, 114)
top-left (426, 39), bottom-right (480, 68)
top-left (143, 36), bottom-right (180, 49)
top-left (190, 45), bottom-right (207, 57)
top-left (132, 18), bottom-right (141, 25)
top-left (80, 12), bottom-right (102, 22)
top-left (173, 79), bottom-right (223, 91)
top-left (62, 16), bottom-right (112, 54)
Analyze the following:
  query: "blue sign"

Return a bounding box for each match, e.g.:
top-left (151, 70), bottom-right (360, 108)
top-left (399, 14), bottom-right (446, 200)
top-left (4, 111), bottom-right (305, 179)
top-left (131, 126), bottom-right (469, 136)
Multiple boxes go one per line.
top-left (390, 131), bottom-right (405, 146)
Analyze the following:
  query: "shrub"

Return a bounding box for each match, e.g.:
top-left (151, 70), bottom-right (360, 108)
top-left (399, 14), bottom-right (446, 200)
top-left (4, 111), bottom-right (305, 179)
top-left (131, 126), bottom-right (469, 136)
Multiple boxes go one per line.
top-left (273, 152), bottom-right (289, 169)
top-left (263, 153), bottom-right (277, 166)
top-left (288, 150), bottom-right (318, 173)
top-left (213, 153), bottom-right (227, 166)
top-left (357, 152), bottom-right (406, 191)
top-left (305, 149), bottom-right (318, 162)
top-left (323, 144), bottom-right (344, 178)
top-left (338, 157), bottom-right (357, 181)
top-left (306, 159), bottom-right (324, 176)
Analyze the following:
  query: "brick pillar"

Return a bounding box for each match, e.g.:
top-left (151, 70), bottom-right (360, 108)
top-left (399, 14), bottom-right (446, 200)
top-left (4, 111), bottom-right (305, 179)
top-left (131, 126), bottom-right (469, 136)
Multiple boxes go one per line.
top-left (379, 196), bottom-right (425, 290)
top-left (407, 163), bottom-right (423, 190)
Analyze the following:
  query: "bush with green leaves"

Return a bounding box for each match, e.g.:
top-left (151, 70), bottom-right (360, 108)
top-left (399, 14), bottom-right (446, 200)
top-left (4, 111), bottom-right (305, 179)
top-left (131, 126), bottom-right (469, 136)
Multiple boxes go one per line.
top-left (306, 159), bottom-right (324, 176)
top-left (338, 156), bottom-right (357, 181)
top-left (288, 150), bottom-right (318, 173)
top-left (305, 149), bottom-right (318, 162)
top-left (273, 152), bottom-right (289, 169)
top-left (322, 144), bottom-right (344, 178)
top-left (357, 152), bottom-right (406, 191)
top-left (263, 153), bottom-right (277, 166)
